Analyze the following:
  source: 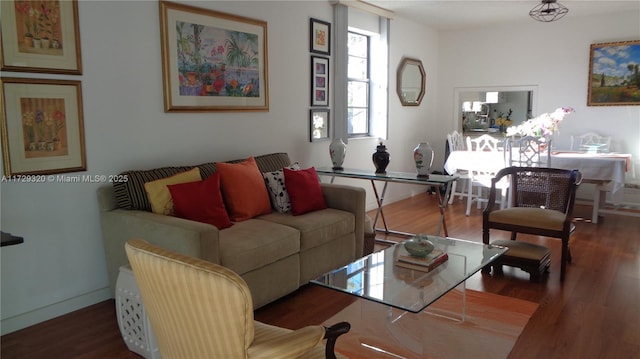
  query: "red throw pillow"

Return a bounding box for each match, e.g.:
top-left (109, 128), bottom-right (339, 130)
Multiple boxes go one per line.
top-left (283, 167), bottom-right (327, 215)
top-left (215, 157), bottom-right (272, 221)
top-left (167, 172), bottom-right (233, 229)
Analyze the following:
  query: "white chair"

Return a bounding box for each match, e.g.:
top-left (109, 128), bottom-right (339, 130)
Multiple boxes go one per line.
top-left (571, 132), bottom-right (611, 153)
top-left (446, 130), bottom-right (469, 204)
top-left (505, 136), bottom-right (551, 167)
top-left (465, 134), bottom-right (507, 216)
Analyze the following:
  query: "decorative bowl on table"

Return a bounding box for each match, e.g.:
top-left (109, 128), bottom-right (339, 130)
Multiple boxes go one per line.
top-left (403, 235), bottom-right (435, 257)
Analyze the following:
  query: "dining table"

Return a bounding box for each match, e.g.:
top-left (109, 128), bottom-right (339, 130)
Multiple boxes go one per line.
top-left (444, 150), bottom-right (633, 223)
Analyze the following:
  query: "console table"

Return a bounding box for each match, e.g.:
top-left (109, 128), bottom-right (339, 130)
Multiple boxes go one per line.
top-left (316, 167), bottom-right (458, 238)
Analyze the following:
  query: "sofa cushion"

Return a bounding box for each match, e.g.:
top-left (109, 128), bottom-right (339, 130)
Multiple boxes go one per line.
top-left (167, 172), bottom-right (232, 229)
top-left (143, 168), bottom-right (202, 215)
top-left (216, 157), bottom-right (272, 222)
top-left (258, 208), bottom-right (354, 252)
top-left (218, 219), bottom-right (300, 275)
top-left (262, 163), bottom-right (301, 213)
top-left (283, 167), bottom-right (327, 215)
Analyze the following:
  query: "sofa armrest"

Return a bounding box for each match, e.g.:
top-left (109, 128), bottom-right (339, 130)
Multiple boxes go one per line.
top-left (321, 183), bottom-right (366, 257)
top-left (99, 208), bottom-right (220, 296)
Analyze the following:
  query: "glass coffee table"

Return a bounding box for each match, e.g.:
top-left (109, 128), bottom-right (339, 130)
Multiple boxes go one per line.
top-left (312, 236), bottom-right (507, 358)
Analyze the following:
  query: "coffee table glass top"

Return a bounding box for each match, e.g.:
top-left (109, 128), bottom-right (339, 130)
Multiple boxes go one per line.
top-left (311, 236), bottom-right (507, 313)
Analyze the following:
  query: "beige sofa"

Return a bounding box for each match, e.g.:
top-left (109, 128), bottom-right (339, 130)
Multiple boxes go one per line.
top-left (97, 152), bottom-right (366, 309)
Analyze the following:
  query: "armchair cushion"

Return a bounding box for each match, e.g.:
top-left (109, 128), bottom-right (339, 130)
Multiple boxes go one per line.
top-left (216, 157), bottom-right (272, 222)
top-left (488, 207), bottom-right (565, 231)
top-left (250, 322), bottom-right (324, 359)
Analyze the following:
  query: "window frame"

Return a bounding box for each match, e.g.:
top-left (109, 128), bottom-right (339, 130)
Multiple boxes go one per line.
top-left (347, 30), bottom-right (371, 138)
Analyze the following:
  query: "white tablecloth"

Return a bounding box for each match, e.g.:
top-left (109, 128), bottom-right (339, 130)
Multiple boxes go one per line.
top-left (444, 150), bottom-right (632, 195)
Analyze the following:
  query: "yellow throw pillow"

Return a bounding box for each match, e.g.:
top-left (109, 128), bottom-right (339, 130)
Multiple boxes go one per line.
top-left (144, 168), bottom-right (202, 215)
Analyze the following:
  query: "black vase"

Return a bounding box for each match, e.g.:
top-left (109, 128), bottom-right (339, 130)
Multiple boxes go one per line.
top-left (372, 144), bottom-right (390, 173)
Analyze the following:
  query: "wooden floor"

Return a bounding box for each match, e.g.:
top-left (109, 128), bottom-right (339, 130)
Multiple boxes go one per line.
top-left (2, 192), bottom-right (639, 358)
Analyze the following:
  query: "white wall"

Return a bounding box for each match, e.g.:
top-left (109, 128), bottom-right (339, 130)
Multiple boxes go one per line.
top-left (0, 0), bottom-right (436, 334)
top-left (437, 11), bottom-right (640, 180)
top-left (1, 1), bottom-right (638, 334)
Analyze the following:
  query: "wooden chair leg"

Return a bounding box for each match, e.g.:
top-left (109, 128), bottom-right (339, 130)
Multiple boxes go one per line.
top-left (560, 237), bottom-right (569, 281)
top-left (324, 322), bottom-right (351, 359)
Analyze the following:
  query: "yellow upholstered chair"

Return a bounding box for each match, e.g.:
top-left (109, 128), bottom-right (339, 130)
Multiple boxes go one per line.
top-left (482, 167), bottom-right (581, 281)
top-left (125, 239), bottom-right (349, 359)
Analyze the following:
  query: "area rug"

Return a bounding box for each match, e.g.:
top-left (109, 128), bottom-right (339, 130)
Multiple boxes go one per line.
top-left (324, 289), bottom-right (538, 359)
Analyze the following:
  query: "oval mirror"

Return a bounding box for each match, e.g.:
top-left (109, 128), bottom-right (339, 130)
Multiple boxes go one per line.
top-left (397, 58), bottom-right (426, 106)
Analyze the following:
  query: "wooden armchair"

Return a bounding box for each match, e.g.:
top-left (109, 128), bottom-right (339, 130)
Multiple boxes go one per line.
top-left (482, 167), bottom-right (581, 281)
top-left (125, 239), bottom-right (350, 359)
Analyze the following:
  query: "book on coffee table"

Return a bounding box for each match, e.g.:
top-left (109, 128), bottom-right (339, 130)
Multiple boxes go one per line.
top-left (395, 247), bottom-right (449, 272)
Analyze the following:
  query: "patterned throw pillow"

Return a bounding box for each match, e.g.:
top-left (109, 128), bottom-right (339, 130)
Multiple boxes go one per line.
top-left (262, 163), bottom-right (301, 213)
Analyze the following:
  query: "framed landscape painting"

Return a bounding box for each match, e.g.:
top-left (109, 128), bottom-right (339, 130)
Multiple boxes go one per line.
top-left (1, 0), bottom-right (82, 75)
top-left (587, 40), bottom-right (640, 106)
top-left (1, 77), bottom-right (86, 176)
top-left (159, 1), bottom-right (269, 112)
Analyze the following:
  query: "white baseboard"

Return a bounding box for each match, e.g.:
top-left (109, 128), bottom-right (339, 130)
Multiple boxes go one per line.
top-left (0, 287), bottom-right (112, 335)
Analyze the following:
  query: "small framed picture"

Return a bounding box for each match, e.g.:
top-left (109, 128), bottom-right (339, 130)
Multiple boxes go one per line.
top-left (310, 108), bottom-right (330, 142)
top-left (1, 77), bottom-right (86, 176)
top-left (587, 40), bottom-right (640, 106)
top-left (310, 18), bottom-right (331, 55)
top-left (1, 0), bottom-right (83, 75)
top-left (311, 56), bottom-right (329, 106)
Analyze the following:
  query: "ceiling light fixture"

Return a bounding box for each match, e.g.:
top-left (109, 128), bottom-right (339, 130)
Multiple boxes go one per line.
top-left (529, 0), bottom-right (569, 22)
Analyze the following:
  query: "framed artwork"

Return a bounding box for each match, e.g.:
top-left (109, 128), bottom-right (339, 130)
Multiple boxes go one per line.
top-left (310, 108), bottom-right (330, 142)
top-left (588, 40), bottom-right (640, 106)
top-left (310, 18), bottom-right (331, 55)
top-left (1, 77), bottom-right (86, 176)
top-left (1, 0), bottom-right (82, 75)
top-left (159, 1), bottom-right (269, 112)
top-left (311, 56), bottom-right (329, 106)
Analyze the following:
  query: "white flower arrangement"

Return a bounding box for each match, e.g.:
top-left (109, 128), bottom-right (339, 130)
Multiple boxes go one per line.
top-left (506, 107), bottom-right (574, 138)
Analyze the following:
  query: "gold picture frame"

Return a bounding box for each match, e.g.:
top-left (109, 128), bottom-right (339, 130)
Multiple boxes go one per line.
top-left (1, 0), bottom-right (82, 75)
top-left (1, 77), bottom-right (86, 176)
top-left (159, 1), bottom-right (269, 112)
top-left (587, 40), bottom-right (640, 106)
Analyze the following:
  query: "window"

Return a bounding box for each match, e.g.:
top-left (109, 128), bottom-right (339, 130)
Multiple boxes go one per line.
top-left (347, 31), bottom-right (370, 136)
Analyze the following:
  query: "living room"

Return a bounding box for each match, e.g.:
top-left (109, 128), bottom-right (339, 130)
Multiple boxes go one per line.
top-left (1, 0), bottom-right (639, 341)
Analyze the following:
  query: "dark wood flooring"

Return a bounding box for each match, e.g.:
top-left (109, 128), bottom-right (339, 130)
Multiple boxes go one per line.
top-left (2, 192), bottom-right (639, 358)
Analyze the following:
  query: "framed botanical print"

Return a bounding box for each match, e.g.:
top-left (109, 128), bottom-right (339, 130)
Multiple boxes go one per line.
top-left (311, 56), bottom-right (329, 106)
top-left (1, 0), bottom-right (82, 75)
top-left (587, 40), bottom-right (640, 106)
top-left (310, 108), bottom-right (329, 142)
top-left (310, 18), bottom-right (330, 55)
top-left (1, 77), bottom-right (86, 176)
top-left (159, 1), bottom-right (269, 112)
